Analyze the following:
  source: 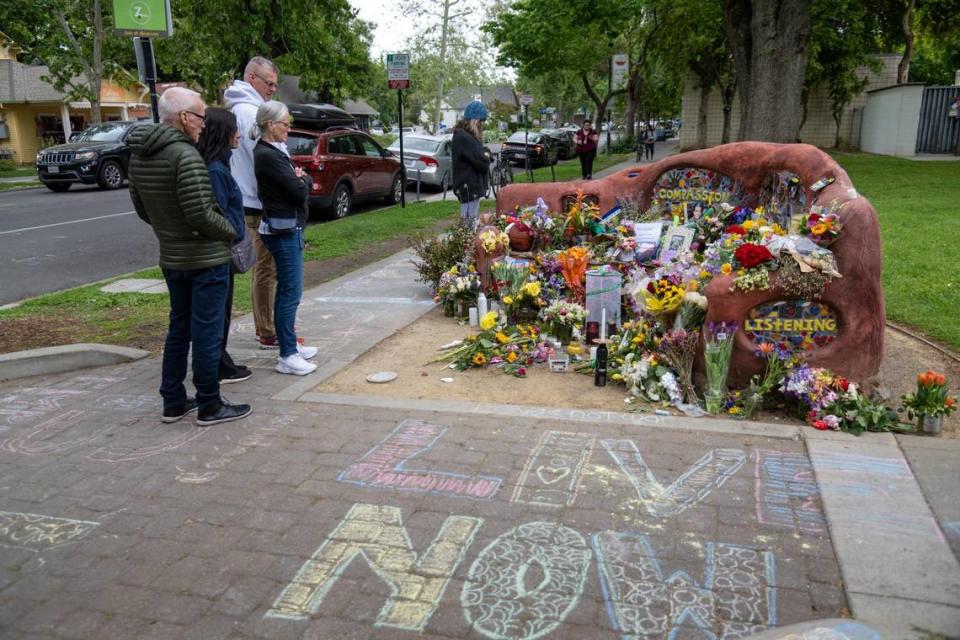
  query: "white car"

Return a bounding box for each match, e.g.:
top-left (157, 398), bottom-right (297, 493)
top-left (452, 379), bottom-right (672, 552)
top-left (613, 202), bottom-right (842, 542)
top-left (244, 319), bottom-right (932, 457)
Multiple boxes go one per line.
top-left (387, 135), bottom-right (453, 190)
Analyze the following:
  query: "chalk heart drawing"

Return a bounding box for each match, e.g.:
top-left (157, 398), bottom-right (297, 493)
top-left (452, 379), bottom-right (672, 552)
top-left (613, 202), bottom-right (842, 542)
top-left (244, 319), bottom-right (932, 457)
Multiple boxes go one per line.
top-left (461, 522), bottom-right (592, 640)
top-left (337, 419), bottom-right (503, 500)
top-left (512, 431), bottom-right (596, 508)
top-left (267, 503), bottom-right (482, 631)
top-left (0, 510), bottom-right (99, 552)
top-left (601, 439), bottom-right (746, 518)
top-left (593, 531), bottom-right (777, 639)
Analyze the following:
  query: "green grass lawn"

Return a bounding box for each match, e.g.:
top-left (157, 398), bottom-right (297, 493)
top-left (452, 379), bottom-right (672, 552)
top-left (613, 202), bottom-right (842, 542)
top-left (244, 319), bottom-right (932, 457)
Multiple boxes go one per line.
top-left (832, 152), bottom-right (960, 350)
top-left (512, 152), bottom-right (632, 184)
top-left (0, 165), bottom-right (36, 178)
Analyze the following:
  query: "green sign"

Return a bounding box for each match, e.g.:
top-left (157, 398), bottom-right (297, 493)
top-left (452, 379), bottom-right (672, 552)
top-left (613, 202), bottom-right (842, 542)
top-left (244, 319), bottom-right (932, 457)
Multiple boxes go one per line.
top-left (113, 0), bottom-right (173, 37)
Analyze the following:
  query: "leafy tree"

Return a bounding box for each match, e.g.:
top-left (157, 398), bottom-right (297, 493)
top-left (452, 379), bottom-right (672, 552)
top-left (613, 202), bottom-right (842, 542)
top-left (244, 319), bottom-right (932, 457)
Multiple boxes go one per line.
top-left (155, 0), bottom-right (373, 103)
top-left (0, 0), bottom-right (131, 124)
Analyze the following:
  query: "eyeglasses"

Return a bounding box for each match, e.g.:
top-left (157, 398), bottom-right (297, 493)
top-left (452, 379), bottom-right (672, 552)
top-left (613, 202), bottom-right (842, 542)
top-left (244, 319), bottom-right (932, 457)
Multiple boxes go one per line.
top-left (254, 73), bottom-right (278, 90)
top-left (182, 110), bottom-right (206, 122)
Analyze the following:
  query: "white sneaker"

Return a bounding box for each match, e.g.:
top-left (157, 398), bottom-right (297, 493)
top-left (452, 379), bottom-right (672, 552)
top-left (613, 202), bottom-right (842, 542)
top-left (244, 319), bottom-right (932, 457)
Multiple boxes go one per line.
top-left (297, 344), bottom-right (319, 360)
top-left (276, 354), bottom-right (317, 376)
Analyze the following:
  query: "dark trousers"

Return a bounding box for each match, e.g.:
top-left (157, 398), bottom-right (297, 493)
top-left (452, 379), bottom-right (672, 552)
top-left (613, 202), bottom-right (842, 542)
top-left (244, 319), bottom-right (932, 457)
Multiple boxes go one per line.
top-left (644, 142), bottom-right (655, 160)
top-left (160, 263), bottom-right (230, 411)
top-left (218, 271), bottom-right (243, 378)
top-left (578, 150), bottom-right (596, 179)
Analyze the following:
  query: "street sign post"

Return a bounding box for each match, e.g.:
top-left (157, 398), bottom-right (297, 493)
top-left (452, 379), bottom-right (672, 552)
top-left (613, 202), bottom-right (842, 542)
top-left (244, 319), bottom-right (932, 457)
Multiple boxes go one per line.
top-left (612, 54), bottom-right (629, 88)
top-left (114, 0), bottom-right (172, 124)
top-left (386, 53), bottom-right (411, 207)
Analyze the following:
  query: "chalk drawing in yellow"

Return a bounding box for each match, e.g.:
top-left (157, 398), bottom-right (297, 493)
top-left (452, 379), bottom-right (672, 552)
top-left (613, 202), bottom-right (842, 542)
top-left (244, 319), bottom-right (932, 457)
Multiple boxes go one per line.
top-left (461, 521), bottom-right (592, 640)
top-left (511, 431), bottom-right (596, 508)
top-left (0, 510), bottom-right (99, 552)
top-left (266, 503), bottom-right (482, 630)
top-left (601, 439), bottom-right (745, 518)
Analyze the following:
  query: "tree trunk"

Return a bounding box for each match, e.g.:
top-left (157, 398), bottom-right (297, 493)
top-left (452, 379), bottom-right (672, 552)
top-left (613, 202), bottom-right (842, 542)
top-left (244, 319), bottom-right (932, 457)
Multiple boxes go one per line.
top-left (897, 0), bottom-right (916, 84)
top-left (696, 81), bottom-right (710, 149)
top-left (90, 0), bottom-right (103, 125)
top-left (720, 81), bottom-right (735, 144)
top-left (432, 0), bottom-right (452, 133)
top-left (625, 70), bottom-right (637, 145)
top-left (581, 73), bottom-right (624, 131)
top-left (723, 0), bottom-right (812, 142)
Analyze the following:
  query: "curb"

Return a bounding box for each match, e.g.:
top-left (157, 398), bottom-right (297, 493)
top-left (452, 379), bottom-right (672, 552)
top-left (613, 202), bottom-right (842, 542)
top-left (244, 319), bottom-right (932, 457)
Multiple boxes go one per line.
top-left (0, 343), bottom-right (150, 382)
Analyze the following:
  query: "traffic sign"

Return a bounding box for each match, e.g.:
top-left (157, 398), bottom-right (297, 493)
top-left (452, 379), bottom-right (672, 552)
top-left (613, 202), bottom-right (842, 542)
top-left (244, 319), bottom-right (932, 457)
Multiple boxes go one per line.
top-left (612, 54), bottom-right (629, 88)
top-left (386, 53), bottom-right (410, 90)
top-left (113, 0), bottom-right (173, 37)
top-left (519, 94), bottom-right (534, 106)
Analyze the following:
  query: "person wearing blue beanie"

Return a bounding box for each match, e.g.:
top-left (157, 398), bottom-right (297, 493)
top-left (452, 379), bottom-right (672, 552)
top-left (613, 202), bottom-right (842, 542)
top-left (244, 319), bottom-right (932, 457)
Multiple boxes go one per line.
top-left (451, 101), bottom-right (491, 229)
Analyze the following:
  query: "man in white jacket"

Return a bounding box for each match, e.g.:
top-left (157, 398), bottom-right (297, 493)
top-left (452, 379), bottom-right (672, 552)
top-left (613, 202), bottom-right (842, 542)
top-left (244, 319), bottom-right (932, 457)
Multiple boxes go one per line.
top-left (224, 56), bottom-right (283, 348)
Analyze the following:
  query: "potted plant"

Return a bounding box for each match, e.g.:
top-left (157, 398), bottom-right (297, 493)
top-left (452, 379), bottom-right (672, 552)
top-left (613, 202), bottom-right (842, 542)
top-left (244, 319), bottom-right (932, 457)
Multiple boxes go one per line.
top-left (901, 370), bottom-right (957, 435)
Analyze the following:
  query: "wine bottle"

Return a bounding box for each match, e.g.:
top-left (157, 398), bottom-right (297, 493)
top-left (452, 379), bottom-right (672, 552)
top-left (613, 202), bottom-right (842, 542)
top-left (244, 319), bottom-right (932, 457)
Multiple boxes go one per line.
top-left (594, 342), bottom-right (607, 387)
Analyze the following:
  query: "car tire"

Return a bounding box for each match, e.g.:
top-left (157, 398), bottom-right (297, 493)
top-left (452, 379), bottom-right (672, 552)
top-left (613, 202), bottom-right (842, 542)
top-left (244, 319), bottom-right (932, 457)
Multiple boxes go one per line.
top-left (97, 160), bottom-right (124, 190)
top-left (331, 184), bottom-right (352, 219)
top-left (384, 174), bottom-right (403, 205)
top-left (44, 182), bottom-right (71, 192)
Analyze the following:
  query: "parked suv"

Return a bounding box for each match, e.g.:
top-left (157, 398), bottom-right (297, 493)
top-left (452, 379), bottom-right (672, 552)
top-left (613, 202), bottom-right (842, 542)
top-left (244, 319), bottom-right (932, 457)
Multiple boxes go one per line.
top-left (287, 127), bottom-right (404, 219)
top-left (35, 120), bottom-right (147, 192)
top-left (540, 128), bottom-right (575, 160)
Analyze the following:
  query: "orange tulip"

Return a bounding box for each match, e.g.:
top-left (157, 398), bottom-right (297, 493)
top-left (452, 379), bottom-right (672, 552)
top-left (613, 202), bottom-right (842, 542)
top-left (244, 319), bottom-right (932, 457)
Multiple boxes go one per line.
top-left (947, 397), bottom-right (956, 408)
top-left (935, 374), bottom-right (947, 386)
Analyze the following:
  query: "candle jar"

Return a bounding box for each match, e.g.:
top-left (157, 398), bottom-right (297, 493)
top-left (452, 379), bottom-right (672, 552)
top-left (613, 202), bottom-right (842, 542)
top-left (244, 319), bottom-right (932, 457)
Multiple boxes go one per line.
top-left (585, 321), bottom-right (600, 345)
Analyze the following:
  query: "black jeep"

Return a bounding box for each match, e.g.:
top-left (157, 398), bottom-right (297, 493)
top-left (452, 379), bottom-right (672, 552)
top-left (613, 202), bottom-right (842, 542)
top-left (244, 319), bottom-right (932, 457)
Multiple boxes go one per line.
top-left (35, 120), bottom-right (148, 192)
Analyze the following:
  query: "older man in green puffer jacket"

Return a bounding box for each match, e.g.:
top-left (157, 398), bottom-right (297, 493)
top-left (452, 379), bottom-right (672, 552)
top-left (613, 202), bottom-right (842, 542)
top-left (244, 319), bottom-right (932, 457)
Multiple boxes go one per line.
top-left (127, 86), bottom-right (252, 427)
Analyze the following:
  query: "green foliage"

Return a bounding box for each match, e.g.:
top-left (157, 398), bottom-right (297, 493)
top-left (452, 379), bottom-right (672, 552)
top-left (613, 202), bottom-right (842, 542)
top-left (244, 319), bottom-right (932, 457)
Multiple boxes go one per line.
top-left (829, 394), bottom-right (906, 436)
top-left (409, 222), bottom-right (477, 291)
top-left (154, 0), bottom-right (373, 103)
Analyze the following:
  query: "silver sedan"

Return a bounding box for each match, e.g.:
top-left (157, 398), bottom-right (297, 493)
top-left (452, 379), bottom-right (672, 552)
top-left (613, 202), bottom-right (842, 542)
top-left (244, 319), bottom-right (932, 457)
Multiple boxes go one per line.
top-left (387, 135), bottom-right (452, 191)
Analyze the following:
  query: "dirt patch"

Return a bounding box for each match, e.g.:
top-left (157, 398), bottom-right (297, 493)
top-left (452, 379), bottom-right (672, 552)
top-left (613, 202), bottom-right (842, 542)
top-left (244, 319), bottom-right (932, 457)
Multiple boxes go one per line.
top-left (315, 309), bottom-right (960, 438)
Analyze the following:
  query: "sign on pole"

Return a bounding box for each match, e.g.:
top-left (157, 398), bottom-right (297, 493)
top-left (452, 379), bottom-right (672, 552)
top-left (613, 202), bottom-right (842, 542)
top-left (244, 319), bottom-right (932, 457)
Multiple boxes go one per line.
top-left (386, 53), bottom-right (411, 90)
top-left (113, 0), bottom-right (173, 37)
top-left (612, 54), bottom-right (629, 88)
top-left (518, 94), bottom-right (535, 106)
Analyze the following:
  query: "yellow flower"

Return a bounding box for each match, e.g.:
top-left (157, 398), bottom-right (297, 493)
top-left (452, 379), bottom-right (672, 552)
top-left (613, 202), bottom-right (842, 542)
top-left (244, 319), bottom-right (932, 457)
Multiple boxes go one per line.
top-left (742, 220), bottom-right (755, 231)
top-left (467, 334), bottom-right (478, 342)
top-left (467, 264), bottom-right (476, 272)
top-left (721, 263), bottom-right (733, 275)
top-left (737, 269), bottom-right (746, 277)
top-left (755, 206), bottom-right (765, 215)
top-left (505, 351), bottom-right (518, 363)
top-left (699, 270), bottom-right (711, 280)
top-left (811, 223), bottom-right (828, 235)
top-left (729, 406), bottom-right (742, 415)
top-left (523, 281), bottom-right (541, 297)
top-left (632, 336), bottom-right (642, 344)
top-left (503, 295), bottom-right (514, 305)
top-left (637, 333), bottom-right (646, 343)
top-left (496, 332), bottom-right (510, 344)
top-left (772, 224), bottom-right (787, 235)
top-left (757, 217), bottom-right (767, 226)
top-left (611, 373), bottom-right (623, 381)
top-left (479, 311), bottom-right (497, 330)
top-left (471, 352), bottom-right (487, 366)
top-left (687, 280), bottom-right (699, 292)
top-left (724, 238), bottom-right (733, 248)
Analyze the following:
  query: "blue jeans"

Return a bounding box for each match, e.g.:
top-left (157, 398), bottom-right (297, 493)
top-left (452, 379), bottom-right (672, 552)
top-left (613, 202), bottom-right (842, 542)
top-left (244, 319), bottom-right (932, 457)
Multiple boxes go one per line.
top-left (261, 229), bottom-right (304, 357)
top-left (160, 263), bottom-right (230, 411)
top-left (460, 199), bottom-right (480, 230)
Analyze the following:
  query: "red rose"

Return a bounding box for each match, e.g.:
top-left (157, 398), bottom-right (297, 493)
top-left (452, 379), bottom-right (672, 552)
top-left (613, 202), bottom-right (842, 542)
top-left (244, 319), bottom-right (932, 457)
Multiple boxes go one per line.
top-left (725, 224), bottom-right (746, 235)
top-left (808, 213), bottom-right (820, 222)
top-left (811, 420), bottom-right (828, 431)
top-left (734, 243), bottom-right (774, 269)
top-left (835, 377), bottom-right (849, 392)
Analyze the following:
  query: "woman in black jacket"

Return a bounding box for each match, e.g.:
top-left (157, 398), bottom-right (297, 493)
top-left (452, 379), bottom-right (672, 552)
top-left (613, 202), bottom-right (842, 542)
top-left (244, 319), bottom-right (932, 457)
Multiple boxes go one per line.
top-left (451, 100), bottom-right (490, 230)
top-left (252, 101), bottom-right (318, 377)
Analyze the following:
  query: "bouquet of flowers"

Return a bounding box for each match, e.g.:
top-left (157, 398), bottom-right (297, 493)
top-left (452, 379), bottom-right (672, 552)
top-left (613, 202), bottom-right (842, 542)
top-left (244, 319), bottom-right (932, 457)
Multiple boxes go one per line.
top-left (673, 290), bottom-right (708, 331)
top-left (433, 311), bottom-right (539, 371)
top-left (539, 300), bottom-right (586, 344)
top-left (703, 321), bottom-right (737, 414)
top-left (564, 189), bottom-right (602, 238)
top-left (901, 370), bottom-right (957, 419)
top-left (638, 277), bottom-right (685, 321)
top-left (479, 228), bottom-right (510, 255)
top-left (800, 205), bottom-right (843, 246)
top-left (741, 342), bottom-right (791, 417)
top-left (557, 246), bottom-right (590, 301)
top-left (658, 328), bottom-right (700, 405)
top-left (615, 352), bottom-right (671, 403)
top-left (436, 264), bottom-right (481, 315)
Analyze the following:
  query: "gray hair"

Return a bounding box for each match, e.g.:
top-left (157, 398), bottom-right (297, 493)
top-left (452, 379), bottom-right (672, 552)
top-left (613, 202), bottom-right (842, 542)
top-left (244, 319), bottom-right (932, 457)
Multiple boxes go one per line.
top-left (251, 100), bottom-right (290, 139)
top-left (158, 87), bottom-right (202, 125)
top-left (244, 56), bottom-right (279, 78)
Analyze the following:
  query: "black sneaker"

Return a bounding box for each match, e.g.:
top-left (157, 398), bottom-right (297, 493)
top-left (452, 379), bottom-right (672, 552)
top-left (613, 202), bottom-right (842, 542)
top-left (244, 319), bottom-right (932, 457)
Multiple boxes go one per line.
top-left (220, 367), bottom-right (252, 384)
top-left (196, 400), bottom-right (252, 427)
top-left (161, 398), bottom-right (199, 423)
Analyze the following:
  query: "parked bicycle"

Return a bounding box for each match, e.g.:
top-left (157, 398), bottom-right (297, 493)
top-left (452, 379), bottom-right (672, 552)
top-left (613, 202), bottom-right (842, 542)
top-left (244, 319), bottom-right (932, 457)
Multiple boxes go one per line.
top-left (485, 150), bottom-right (514, 198)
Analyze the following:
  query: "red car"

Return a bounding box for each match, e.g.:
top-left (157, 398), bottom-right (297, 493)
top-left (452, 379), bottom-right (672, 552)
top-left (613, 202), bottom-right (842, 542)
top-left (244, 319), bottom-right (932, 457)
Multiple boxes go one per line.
top-left (287, 127), bottom-right (405, 218)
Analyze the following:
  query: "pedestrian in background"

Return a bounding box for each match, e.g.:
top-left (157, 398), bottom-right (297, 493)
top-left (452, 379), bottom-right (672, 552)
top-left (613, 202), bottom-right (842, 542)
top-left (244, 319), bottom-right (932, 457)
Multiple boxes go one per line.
top-left (644, 125), bottom-right (656, 161)
top-left (127, 87), bottom-right (252, 426)
top-left (575, 120), bottom-right (599, 179)
top-left (252, 101), bottom-right (318, 376)
top-left (196, 107), bottom-right (252, 385)
top-left (224, 56), bottom-right (285, 349)
top-left (451, 100), bottom-right (490, 230)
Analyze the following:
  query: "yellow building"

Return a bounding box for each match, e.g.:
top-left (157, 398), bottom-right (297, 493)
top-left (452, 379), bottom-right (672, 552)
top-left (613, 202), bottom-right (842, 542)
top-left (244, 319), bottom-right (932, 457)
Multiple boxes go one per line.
top-left (0, 32), bottom-right (151, 165)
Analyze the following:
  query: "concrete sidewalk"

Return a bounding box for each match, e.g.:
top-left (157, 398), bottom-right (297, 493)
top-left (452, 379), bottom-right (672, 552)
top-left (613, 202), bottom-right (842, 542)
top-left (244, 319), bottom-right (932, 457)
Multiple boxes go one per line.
top-left (0, 249), bottom-right (957, 639)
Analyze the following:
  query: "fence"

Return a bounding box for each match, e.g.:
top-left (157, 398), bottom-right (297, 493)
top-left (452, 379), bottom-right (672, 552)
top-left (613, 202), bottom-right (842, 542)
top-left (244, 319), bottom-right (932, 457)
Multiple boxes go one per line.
top-left (915, 86), bottom-right (960, 154)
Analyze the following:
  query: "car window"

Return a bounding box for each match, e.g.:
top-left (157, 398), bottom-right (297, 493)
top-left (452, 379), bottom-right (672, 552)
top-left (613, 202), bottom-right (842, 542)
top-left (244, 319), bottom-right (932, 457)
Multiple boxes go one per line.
top-left (73, 122), bottom-right (131, 142)
top-left (328, 135), bottom-right (358, 155)
top-left (287, 133), bottom-right (318, 156)
top-left (507, 132), bottom-right (539, 143)
top-left (389, 137), bottom-right (440, 153)
top-left (441, 142), bottom-right (451, 157)
top-left (356, 136), bottom-right (383, 158)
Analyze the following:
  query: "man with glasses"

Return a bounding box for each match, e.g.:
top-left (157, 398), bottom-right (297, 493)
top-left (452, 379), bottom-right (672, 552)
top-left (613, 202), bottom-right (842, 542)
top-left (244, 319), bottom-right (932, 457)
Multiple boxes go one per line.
top-left (126, 87), bottom-right (253, 426)
top-left (224, 56), bottom-right (288, 350)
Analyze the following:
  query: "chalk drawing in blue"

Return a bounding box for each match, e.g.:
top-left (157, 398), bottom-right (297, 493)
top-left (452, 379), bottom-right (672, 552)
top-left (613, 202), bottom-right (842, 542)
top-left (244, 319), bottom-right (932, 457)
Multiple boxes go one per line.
top-left (593, 531), bottom-right (777, 639)
top-left (601, 439), bottom-right (745, 518)
top-left (511, 431), bottom-right (596, 508)
top-left (461, 521), bottom-right (592, 640)
top-left (754, 450), bottom-right (827, 535)
top-left (338, 419), bottom-right (503, 499)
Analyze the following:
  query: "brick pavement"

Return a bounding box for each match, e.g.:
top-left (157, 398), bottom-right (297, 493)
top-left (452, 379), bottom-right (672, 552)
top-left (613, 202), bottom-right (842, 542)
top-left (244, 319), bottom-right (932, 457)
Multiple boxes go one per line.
top-left (0, 356), bottom-right (846, 640)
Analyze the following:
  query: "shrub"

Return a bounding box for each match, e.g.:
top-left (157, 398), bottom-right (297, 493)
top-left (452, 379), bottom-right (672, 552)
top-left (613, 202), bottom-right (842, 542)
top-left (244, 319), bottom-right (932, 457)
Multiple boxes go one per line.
top-left (409, 222), bottom-right (476, 291)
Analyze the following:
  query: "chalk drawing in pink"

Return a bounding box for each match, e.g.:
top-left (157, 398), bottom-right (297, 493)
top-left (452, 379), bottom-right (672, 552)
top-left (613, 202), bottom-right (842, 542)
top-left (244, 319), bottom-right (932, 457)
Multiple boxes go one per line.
top-left (754, 450), bottom-right (827, 535)
top-left (337, 419), bottom-right (503, 500)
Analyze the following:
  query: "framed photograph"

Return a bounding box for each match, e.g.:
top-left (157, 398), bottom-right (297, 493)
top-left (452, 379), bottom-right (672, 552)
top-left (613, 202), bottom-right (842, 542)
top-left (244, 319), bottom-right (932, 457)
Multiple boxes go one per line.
top-left (658, 226), bottom-right (694, 261)
top-left (634, 221), bottom-right (665, 262)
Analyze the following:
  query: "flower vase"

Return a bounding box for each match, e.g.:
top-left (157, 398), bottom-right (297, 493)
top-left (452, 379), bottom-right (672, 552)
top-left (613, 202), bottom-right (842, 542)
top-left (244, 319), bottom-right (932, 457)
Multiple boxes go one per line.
top-left (704, 389), bottom-right (726, 415)
top-left (921, 413), bottom-right (943, 436)
top-left (443, 300), bottom-right (455, 317)
top-left (456, 301), bottom-right (470, 320)
top-left (553, 325), bottom-right (574, 346)
top-left (742, 393), bottom-right (763, 419)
